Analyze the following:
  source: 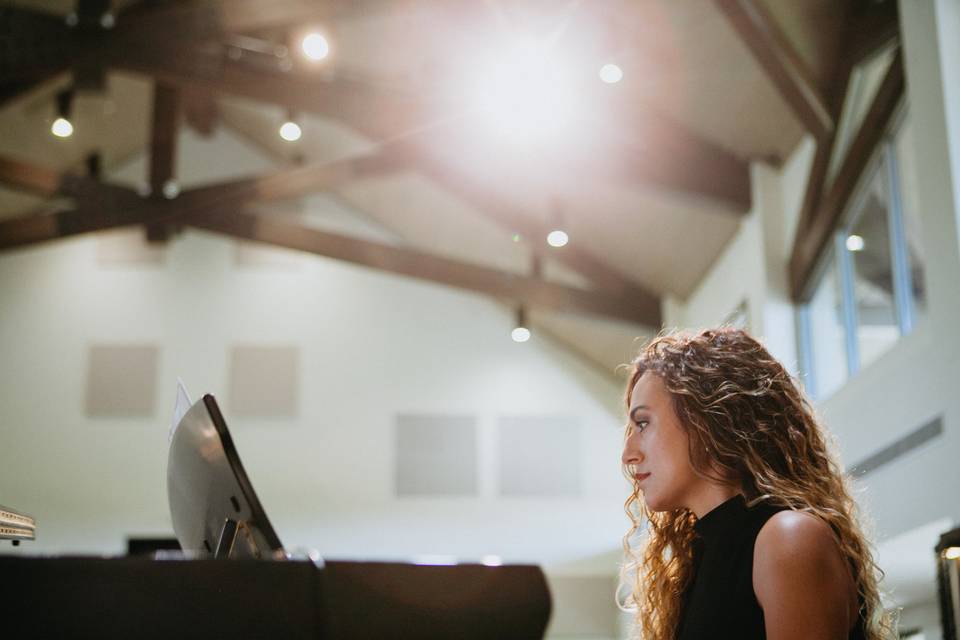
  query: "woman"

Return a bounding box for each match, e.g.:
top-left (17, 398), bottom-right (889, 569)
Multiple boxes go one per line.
top-left (619, 328), bottom-right (893, 640)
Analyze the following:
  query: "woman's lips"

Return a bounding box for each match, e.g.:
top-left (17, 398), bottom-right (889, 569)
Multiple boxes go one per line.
top-left (634, 473), bottom-right (651, 483)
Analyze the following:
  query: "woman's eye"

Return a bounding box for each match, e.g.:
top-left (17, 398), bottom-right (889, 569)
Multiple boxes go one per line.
top-left (634, 420), bottom-right (648, 432)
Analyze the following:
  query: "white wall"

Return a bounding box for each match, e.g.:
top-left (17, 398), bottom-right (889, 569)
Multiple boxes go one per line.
top-left (0, 127), bottom-right (632, 638)
top-left (662, 142), bottom-right (812, 376)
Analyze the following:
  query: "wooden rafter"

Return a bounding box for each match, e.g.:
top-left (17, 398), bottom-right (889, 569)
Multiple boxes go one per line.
top-left (1, 3), bottom-right (743, 321)
top-left (115, 0), bottom-right (389, 40)
top-left (102, 41), bottom-right (734, 308)
top-left (189, 209), bottom-right (658, 326)
top-left (0, 156), bottom-right (660, 326)
top-left (146, 82), bottom-right (181, 241)
top-left (843, 0), bottom-right (900, 69)
top-left (788, 1), bottom-right (901, 301)
top-left (788, 49), bottom-right (904, 300)
top-left (715, 0), bottom-right (833, 141)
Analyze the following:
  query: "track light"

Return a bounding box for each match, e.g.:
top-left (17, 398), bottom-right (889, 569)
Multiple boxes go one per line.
top-left (512, 306), bottom-right (531, 343)
top-left (52, 89), bottom-right (74, 138)
top-left (546, 199), bottom-right (569, 248)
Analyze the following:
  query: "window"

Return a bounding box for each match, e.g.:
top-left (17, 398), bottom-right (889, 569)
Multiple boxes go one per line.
top-left (799, 107), bottom-right (926, 401)
top-left (891, 114), bottom-right (928, 323)
top-left (846, 153), bottom-right (898, 370)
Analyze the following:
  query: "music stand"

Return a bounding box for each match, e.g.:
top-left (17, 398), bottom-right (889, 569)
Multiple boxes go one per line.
top-left (167, 394), bottom-right (285, 559)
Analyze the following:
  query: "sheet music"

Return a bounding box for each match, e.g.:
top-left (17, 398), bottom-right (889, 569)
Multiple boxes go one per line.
top-left (169, 378), bottom-right (193, 442)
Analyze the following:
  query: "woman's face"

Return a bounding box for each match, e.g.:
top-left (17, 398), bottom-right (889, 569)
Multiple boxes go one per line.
top-left (621, 371), bottom-right (704, 513)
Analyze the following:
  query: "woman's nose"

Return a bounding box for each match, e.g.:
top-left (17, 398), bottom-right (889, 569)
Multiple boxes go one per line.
top-left (622, 434), bottom-right (642, 466)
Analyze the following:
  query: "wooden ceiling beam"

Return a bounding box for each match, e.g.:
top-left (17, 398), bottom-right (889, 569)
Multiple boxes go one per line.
top-left (0, 162), bottom-right (657, 325)
top-left (187, 208), bottom-right (659, 326)
top-left (398, 143), bottom-right (665, 307)
top-left (116, 0), bottom-right (389, 40)
top-left (788, 49), bottom-right (904, 300)
top-left (104, 40), bottom-right (750, 214)
top-left (843, 0), bottom-right (900, 69)
top-left (145, 82), bottom-right (181, 242)
top-left (788, 3), bottom-right (901, 300)
top-left (0, 7), bottom-right (72, 85)
top-left (715, 0), bottom-right (834, 141)
top-left (0, 192), bottom-right (168, 251)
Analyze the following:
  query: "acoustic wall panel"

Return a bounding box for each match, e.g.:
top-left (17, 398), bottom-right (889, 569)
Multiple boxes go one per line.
top-left (498, 416), bottom-right (581, 497)
top-left (85, 344), bottom-right (159, 417)
top-left (228, 345), bottom-right (299, 418)
top-left (395, 415), bottom-right (477, 497)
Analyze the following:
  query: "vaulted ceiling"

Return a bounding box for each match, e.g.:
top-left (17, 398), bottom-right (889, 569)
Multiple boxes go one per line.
top-left (0, 0), bottom-right (897, 376)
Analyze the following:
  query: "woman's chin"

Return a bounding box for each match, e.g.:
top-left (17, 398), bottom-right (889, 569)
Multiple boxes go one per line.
top-left (642, 492), bottom-right (677, 513)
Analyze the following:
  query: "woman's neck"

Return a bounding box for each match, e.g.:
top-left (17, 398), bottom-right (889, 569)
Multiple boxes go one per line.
top-left (688, 483), bottom-right (742, 518)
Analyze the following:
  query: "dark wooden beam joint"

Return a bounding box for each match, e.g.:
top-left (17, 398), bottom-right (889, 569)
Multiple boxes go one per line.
top-left (716, 0), bottom-right (834, 141)
top-left (146, 83), bottom-right (181, 243)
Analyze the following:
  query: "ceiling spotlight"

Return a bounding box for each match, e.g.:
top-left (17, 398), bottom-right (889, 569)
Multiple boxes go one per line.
top-left (547, 229), bottom-right (569, 247)
top-left (846, 234), bottom-right (865, 252)
top-left (52, 89), bottom-right (74, 138)
top-left (511, 327), bottom-right (531, 343)
top-left (599, 63), bottom-right (623, 84)
top-left (279, 120), bottom-right (302, 142)
top-left (302, 33), bottom-right (330, 61)
top-left (162, 180), bottom-right (180, 199)
top-left (51, 117), bottom-right (74, 138)
top-left (512, 306), bottom-right (531, 343)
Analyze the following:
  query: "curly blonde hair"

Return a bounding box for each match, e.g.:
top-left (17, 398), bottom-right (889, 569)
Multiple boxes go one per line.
top-left (618, 328), bottom-right (894, 640)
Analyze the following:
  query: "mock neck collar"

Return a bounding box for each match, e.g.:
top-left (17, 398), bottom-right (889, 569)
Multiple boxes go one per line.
top-left (693, 494), bottom-right (748, 540)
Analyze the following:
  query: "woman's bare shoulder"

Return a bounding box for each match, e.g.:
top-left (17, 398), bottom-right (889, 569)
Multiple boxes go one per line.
top-left (752, 510), bottom-right (855, 638)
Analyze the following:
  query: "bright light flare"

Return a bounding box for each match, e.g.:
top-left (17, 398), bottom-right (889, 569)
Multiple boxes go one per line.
top-left (51, 117), bottom-right (73, 138)
top-left (279, 121), bottom-right (302, 141)
top-left (466, 37), bottom-right (581, 147)
top-left (547, 229), bottom-right (569, 247)
top-left (945, 547), bottom-right (960, 560)
top-left (599, 63), bottom-right (623, 84)
top-left (846, 234), bottom-right (865, 252)
top-left (301, 33), bottom-right (330, 61)
top-left (511, 327), bottom-right (531, 343)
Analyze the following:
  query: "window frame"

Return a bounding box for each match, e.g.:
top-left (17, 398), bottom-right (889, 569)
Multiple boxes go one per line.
top-left (798, 102), bottom-right (921, 400)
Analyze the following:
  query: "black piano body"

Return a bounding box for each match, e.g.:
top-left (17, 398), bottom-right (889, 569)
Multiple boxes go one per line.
top-left (1, 555), bottom-right (551, 638)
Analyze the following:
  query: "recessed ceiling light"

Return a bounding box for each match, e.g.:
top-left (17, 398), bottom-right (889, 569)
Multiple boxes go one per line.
top-left (511, 327), bottom-right (531, 343)
top-left (302, 33), bottom-right (330, 61)
top-left (599, 63), bottom-right (623, 84)
top-left (279, 121), bottom-right (302, 142)
top-left (547, 229), bottom-right (569, 247)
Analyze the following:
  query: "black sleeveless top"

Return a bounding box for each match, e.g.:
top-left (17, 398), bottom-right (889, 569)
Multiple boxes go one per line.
top-left (676, 495), bottom-right (866, 640)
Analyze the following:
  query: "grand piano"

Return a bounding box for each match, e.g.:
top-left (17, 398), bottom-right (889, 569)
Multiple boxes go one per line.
top-left (1, 395), bottom-right (552, 639)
